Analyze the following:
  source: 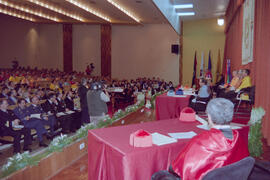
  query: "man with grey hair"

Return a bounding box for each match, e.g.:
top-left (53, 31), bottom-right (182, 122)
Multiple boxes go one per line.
top-left (152, 98), bottom-right (249, 180)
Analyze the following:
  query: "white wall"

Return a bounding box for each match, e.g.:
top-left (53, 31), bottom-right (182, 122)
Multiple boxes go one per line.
top-left (73, 25), bottom-right (101, 76)
top-left (112, 24), bottom-right (180, 84)
top-left (0, 14), bottom-right (63, 70)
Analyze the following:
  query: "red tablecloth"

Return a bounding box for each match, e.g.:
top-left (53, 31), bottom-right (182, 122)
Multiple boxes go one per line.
top-left (88, 119), bottom-right (249, 180)
top-left (155, 94), bottom-right (191, 120)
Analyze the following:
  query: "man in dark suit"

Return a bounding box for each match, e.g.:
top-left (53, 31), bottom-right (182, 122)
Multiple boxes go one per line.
top-left (13, 99), bottom-right (48, 147)
top-left (0, 99), bottom-right (32, 153)
top-left (0, 86), bottom-right (9, 98)
top-left (65, 90), bottom-right (81, 131)
top-left (78, 78), bottom-right (90, 124)
top-left (55, 92), bottom-right (73, 133)
top-left (27, 96), bottom-right (56, 136)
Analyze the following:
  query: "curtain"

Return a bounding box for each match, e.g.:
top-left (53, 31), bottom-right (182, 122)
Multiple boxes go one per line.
top-left (253, 0), bottom-right (270, 144)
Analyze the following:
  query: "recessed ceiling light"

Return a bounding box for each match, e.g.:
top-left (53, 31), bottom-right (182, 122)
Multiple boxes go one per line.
top-left (0, 7), bottom-right (35, 22)
top-left (177, 12), bottom-right (195, 16)
top-left (217, 18), bottom-right (224, 26)
top-left (174, 4), bottom-right (193, 9)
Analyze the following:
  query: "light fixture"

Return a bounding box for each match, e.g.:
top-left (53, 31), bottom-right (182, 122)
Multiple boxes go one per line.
top-left (107, 0), bottom-right (140, 23)
top-left (0, 0), bottom-right (59, 22)
top-left (65, 0), bottom-right (111, 22)
top-left (217, 18), bottom-right (224, 26)
top-left (27, 0), bottom-right (84, 22)
top-left (174, 4), bottom-right (193, 9)
top-left (0, 7), bottom-right (35, 22)
top-left (177, 12), bottom-right (195, 16)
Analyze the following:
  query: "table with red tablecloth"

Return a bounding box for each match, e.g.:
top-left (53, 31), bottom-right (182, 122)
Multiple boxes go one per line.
top-left (155, 93), bottom-right (191, 120)
top-left (88, 119), bottom-right (249, 180)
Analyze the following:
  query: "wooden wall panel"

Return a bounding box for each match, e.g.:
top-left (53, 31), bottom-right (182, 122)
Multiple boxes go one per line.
top-left (63, 24), bottom-right (73, 73)
top-left (101, 24), bottom-right (111, 78)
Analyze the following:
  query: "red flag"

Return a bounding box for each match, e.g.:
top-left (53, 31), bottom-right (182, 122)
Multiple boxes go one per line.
top-left (192, 51), bottom-right (197, 87)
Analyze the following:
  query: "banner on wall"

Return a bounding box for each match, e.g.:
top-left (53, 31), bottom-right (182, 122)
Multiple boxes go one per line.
top-left (242, 0), bottom-right (254, 65)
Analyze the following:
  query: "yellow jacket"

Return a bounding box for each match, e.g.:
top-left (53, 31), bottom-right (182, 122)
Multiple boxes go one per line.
top-left (237, 76), bottom-right (252, 91)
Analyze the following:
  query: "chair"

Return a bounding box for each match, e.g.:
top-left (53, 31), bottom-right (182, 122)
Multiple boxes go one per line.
top-left (235, 86), bottom-right (255, 112)
top-left (202, 157), bottom-right (255, 180)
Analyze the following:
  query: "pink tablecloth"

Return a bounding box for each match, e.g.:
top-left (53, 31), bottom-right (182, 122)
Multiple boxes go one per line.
top-left (155, 94), bottom-right (191, 120)
top-left (88, 118), bottom-right (249, 180)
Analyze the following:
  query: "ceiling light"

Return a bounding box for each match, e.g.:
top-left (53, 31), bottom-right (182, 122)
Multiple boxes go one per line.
top-left (0, 7), bottom-right (35, 22)
top-left (217, 18), bottom-right (224, 26)
top-left (174, 4), bottom-right (193, 9)
top-left (65, 0), bottom-right (111, 22)
top-left (27, 0), bottom-right (84, 22)
top-left (177, 12), bottom-right (195, 16)
top-left (0, 0), bottom-right (59, 22)
top-left (107, 0), bottom-right (140, 23)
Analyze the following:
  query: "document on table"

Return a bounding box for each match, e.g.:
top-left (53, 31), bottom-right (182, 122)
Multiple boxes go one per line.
top-left (169, 95), bottom-right (187, 98)
top-left (56, 112), bottom-right (66, 117)
top-left (65, 110), bottom-right (75, 114)
top-left (197, 124), bottom-right (210, 130)
top-left (151, 132), bottom-right (177, 146)
top-left (195, 115), bottom-right (208, 125)
top-left (30, 114), bottom-right (41, 119)
top-left (168, 131), bottom-right (197, 139)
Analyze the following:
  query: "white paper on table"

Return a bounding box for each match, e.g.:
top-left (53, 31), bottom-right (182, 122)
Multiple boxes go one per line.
top-left (168, 131), bottom-right (197, 139)
top-left (65, 110), bottom-right (75, 114)
top-left (195, 115), bottom-right (208, 125)
top-left (56, 112), bottom-right (66, 117)
top-left (169, 95), bottom-right (187, 98)
top-left (151, 132), bottom-right (177, 146)
top-left (197, 124), bottom-right (210, 130)
top-left (30, 114), bottom-right (41, 119)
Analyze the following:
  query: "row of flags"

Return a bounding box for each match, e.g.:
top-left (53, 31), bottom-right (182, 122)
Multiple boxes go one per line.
top-left (191, 49), bottom-right (229, 87)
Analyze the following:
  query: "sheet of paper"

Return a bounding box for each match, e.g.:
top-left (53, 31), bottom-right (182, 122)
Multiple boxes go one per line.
top-left (169, 95), bottom-right (187, 98)
top-left (197, 124), bottom-right (210, 130)
top-left (56, 112), bottom-right (66, 117)
top-left (195, 115), bottom-right (208, 125)
top-left (168, 131), bottom-right (197, 139)
top-left (151, 132), bottom-right (177, 146)
top-left (30, 114), bottom-right (41, 119)
top-left (65, 110), bottom-right (75, 114)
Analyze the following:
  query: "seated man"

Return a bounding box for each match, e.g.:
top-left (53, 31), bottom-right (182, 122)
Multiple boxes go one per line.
top-left (65, 90), bottom-right (82, 131)
top-left (219, 69), bottom-right (252, 102)
top-left (152, 98), bottom-right (249, 180)
top-left (189, 78), bottom-right (211, 111)
top-left (13, 98), bottom-right (48, 147)
top-left (0, 99), bottom-right (32, 153)
top-left (27, 96), bottom-right (56, 136)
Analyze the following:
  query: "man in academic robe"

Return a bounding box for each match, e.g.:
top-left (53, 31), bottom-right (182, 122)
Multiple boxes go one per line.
top-left (152, 98), bottom-right (249, 180)
top-left (171, 98), bottom-right (249, 180)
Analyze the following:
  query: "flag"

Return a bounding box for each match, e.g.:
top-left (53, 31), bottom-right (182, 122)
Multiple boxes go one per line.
top-left (200, 52), bottom-right (204, 77)
top-left (205, 50), bottom-right (212, 79)
top-left (191, 51), bottom-right (197, 87)
top-left (215, 49), bottom-right (222, 83)
top-left (225, 59), bottom-right (232, 83)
